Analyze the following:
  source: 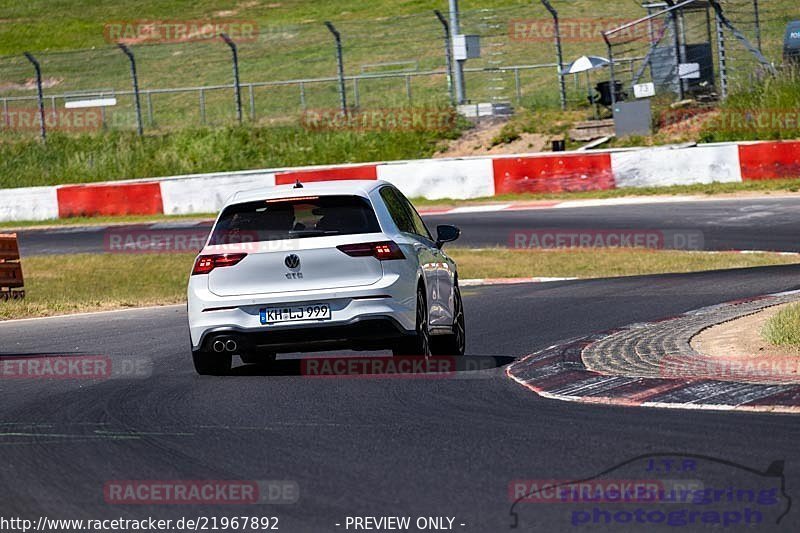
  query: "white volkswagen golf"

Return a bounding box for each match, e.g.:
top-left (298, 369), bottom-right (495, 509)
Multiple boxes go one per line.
top-left (187, 180), bottom-right (465, 375)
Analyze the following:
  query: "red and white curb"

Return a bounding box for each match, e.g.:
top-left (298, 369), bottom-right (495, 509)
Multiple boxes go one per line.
top-left (2, 139), bottom-right (799, 222)
top-left (506, 290), bottom-right (800, 414)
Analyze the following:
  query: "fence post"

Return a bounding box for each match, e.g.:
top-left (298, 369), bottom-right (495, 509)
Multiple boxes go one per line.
top-left (146, 91), bottom-right (154, 126)
top-left (715, 9), bottom-right (729, 99)
top-left (540, 0), bottom-right (566, 110)
top-left (248, 84), bottom-right (255, 121)
top-left (664, 1), bottom-right (685, 101)
top-left (602, 34), bottom-right (617, 107)
top-left (708, 0), bottom-right (775, 74)
top-left (299, 82), bottom-right (306, 110)
top-left (199, 88), bottom-right (206, 125)
top-left (23, 52), bottom-right (46, 142)
top-left (753, 0), bottom-right (761, 53)
top-left (220, 33), bottom-right (243, 125)
top-left (325, 22), bottom-right (347, 115)
top-left (448, 0), bottom-right (466, 105)
top-left (434, 10), bottom-right (456, 105)
top-left (117, 43), bottom-right (144, 136)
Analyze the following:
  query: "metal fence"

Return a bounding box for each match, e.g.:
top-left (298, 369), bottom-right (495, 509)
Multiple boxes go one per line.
top-left (603, 0), bottom-right (782, 109)
top-left (0, 0), bottom-right (791, 138)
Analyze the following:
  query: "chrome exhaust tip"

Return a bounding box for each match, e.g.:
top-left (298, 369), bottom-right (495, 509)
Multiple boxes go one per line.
top-left (212, 340), bottom-right (225, 353)
top-left (225, 339), bottom-right (238, 352)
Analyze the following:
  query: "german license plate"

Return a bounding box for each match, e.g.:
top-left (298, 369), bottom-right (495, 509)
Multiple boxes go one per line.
top-left (260, 303), bottom-right (331, 324)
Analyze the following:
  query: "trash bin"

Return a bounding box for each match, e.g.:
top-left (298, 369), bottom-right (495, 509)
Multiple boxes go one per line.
top-left (595, 81), bottom-right (627, 107)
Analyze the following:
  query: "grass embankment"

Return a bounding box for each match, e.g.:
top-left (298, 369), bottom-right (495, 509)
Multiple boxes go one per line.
top-left (700, 70), bottom-right (800, 143)
top-left (0, 253), bottom-right (192, 319)
top-left (3, 249), bottom-right (798, 320)
top-left (763, 303), bottom-right (800, 348)
top-left (610, 69), bottom-right (800, 147)
top-left (0, 125), bottom-right (459, 189)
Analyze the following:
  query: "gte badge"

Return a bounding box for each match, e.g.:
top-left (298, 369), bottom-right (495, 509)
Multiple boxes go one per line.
top-left (284, 254), bottom-right (303, 279)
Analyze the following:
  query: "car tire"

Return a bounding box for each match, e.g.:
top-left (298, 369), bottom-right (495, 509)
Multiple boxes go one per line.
top-left (192, 350), bottom-right (232, 375)
top-left (392, 286), bottom-right (431, 357)
top-left (432, 284), bottom-right (466, 356)
top-left (240, 351), bottom-right (277, 365)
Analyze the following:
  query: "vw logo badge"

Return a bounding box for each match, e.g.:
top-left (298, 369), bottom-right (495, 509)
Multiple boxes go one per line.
top-left (284, 254), bottom-right (300, 269)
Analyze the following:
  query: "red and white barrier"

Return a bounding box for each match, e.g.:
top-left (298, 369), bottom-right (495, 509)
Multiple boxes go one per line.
top-left (160, 171), bottom-right (276, 215)
top-left (1, 139), bottom-right (798, 222)
top-left (611, 143), bottom-right (743, 188)
top-left (739, 140), bottom-right (800, 181)
top-left (493, 152), bottom-right (614, 194)
top-left (4, 186), bottom-right (59, 221)
top-left (377, 158), bottom-right (494, 199)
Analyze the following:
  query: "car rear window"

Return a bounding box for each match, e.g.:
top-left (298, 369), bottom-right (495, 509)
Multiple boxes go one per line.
top-left (209, 195), bottom-right (381, 244)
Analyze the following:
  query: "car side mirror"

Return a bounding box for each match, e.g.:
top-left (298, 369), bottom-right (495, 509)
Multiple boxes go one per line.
top-left (435, 224), bottom-right (461, 248)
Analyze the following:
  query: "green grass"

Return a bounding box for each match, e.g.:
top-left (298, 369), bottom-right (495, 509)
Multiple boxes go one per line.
top-left (2, 248), bottom-right (798, 320)
top-left (0, 124), bottom-right (459, 188)
top-left (0, 253), bottom-right (193, 320)
top-left (699, 70), bottom-right (800, 143)
top-left (448, 248), bottom-right (800, 280)
top-left (763, 303), bottom-right (800, 348)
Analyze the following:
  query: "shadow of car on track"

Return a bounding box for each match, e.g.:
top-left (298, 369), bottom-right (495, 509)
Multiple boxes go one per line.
top-left (224, 354), bottom-right (514, 378)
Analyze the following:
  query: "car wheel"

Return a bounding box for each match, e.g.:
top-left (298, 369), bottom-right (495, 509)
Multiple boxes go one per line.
top-left (192, 349), bottom-right (232, 375)
top-left (432, 284), bottom-right (466, 356)
top-left (240, 351), bottom-right (277, 365)
top-left (392, 287), bottom-right (431, 357)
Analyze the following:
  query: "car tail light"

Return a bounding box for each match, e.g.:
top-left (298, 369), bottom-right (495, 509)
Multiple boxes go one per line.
top-left (337, 241), bottom-right (405, 260)
top-left (192, 253), bottom-right (247, 275)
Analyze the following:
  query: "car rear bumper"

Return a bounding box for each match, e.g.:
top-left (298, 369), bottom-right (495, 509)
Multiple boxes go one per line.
top-left (196, 316), bottom-right (412, 353)
top-left (187, 273), bottom-right (417, 351)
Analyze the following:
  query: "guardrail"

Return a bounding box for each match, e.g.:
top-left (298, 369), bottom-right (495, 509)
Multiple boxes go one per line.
top-left (0, 233), bottom-right (25, 300)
